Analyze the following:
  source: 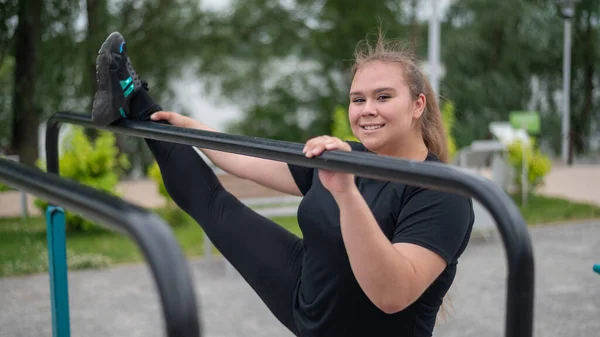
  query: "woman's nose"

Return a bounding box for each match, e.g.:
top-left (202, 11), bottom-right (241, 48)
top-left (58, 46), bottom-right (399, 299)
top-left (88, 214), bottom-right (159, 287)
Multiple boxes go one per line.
top-left (361, 100), bottom-right (378, 116)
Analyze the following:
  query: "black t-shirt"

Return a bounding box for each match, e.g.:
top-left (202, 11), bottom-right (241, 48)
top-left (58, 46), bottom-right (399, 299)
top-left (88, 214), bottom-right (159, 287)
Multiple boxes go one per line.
top-left (288, 142), bottom-right (474, 337)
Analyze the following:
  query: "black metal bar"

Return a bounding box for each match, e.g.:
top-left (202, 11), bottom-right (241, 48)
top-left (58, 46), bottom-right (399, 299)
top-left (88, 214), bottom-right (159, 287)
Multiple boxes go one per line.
top-left (47, 111), bottom-right (534, 337)
top-left (0, 157), bottom-right (201, 337)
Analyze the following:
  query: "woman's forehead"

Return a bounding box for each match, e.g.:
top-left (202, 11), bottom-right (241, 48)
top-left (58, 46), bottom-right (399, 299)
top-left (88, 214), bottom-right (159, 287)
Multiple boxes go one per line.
top-left (350, 62), bottom-right (407, 93)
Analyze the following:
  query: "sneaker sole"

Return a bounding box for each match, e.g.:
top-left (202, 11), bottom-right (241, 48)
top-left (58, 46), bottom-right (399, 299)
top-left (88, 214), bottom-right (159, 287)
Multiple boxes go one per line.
top-left (91, 32), bottom-right (122, 126)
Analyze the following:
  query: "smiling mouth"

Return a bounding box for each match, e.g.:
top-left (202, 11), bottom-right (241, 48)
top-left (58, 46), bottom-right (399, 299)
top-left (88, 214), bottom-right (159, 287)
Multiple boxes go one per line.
top-left (361, 124), bottom-right (385, 131)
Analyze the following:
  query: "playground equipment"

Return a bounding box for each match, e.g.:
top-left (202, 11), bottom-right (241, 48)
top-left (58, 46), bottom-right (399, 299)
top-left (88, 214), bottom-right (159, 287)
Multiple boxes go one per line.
top-left (0, 156), bottom-right (201, 337)
top-left (41, 111), bottom-right (535, 337)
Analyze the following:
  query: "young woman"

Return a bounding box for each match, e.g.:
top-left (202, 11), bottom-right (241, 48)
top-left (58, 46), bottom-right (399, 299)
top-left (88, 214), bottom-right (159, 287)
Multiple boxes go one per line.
top-left (92, 31), bottom-right (474, 337)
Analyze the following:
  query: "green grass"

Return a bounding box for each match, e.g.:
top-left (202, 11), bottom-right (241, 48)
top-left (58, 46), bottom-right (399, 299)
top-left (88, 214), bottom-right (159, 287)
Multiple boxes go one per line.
top-left (1, 194), bottom-right (599, 277)
top-left (0, 209), bottom-right (302, 277)
top-left (512, 193), bottom-right (600, 225)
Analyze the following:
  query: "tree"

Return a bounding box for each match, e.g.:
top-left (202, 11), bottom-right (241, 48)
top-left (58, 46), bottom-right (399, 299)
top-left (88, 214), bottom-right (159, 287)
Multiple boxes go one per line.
top-left (569, 0), bottom-right (600, 158)
top-left (195, 0), bottom-right (410, 141)
top-left (441, 0), bottom-right (600, 157)
top-left (0, 2), bottom-right (19, 151)
top-left (4, 0), bottom-right (208, 170)
top-left (11, 0), bottom-right (43, 166)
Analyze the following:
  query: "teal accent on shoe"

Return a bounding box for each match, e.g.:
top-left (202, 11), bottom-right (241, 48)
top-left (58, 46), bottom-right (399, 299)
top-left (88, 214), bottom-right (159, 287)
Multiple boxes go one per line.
top-left (120, 77), bottom-right (132, 90)
top-left (119, 107), bottom-right (127, 118)
top-left (119, 42), bottom-right (125, 54)
top-left (124, 84), bottom-right (134, 98)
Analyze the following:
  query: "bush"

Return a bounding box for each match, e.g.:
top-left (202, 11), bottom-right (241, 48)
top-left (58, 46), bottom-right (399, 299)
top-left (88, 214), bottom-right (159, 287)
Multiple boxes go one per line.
top-left (506, 138), bottom-right (552, 194)
top-left (441, 101), bottom-right (458, 160)
top-left (0, 181), bottom-right (12, 192)
top-left (35, 127), bottom-right (130, 232)
top-left (331, 105), bottom-right (358, 141)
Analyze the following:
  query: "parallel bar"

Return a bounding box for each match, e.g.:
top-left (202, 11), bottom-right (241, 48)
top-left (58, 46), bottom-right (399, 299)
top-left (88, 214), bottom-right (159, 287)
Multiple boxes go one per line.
top-left (561, 18), bottom-right (572, 164)
top-left (0, 157), bottom-right (201, 337)
top-left (48, 111), bottom-right (534, 337)
top-left (46, 206), bottom-right (70, 337)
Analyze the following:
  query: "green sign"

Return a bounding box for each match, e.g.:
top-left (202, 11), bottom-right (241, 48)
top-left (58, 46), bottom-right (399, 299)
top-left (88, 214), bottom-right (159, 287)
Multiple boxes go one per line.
top-left (509, 111), bottom-right (540, 134)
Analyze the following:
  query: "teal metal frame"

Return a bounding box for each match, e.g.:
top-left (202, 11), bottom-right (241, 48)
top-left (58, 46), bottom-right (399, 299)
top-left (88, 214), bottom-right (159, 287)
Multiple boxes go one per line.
top-left (45, 206), bottom-right (71, 337)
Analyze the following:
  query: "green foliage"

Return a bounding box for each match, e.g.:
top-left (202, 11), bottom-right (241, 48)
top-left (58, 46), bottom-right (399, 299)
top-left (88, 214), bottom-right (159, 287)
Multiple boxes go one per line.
top-left (506, 138), bottom-right (553, 194)
top-left (0, 56), bottom-right (14, 150)
top-left (441, 101), bottom-right (457, 160)
top-left (201, 0), bottom-right (409, 141)
top-left (35, 127), bottom-right (130, 232)
top-left (0, 179), bottom-right (11, 192)
top-left (331, 105), bottom-right (358, 141)
top-left (442, 0), bottom-right (600, 155)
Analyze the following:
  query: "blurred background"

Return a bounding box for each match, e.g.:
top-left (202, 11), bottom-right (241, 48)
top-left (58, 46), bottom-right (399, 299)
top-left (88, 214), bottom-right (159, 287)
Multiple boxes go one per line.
top-left (1, 0), bottom-right (599, 170)
top-left (1, 0), bottom-right (600, 336)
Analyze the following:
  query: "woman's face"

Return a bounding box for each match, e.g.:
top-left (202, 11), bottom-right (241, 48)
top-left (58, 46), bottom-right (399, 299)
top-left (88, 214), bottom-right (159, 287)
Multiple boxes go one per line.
top-left (348, 61), bottom-right (425, 156)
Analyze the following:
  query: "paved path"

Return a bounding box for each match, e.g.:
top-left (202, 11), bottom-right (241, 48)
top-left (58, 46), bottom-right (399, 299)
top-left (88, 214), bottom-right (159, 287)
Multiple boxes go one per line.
top-left (2, 164), bottom-right (600, 218)
top-left (1, 221), bottom-right (599, 337)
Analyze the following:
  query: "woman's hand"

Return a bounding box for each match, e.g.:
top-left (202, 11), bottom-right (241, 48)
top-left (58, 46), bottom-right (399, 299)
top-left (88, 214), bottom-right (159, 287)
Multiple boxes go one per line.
top-left (303, 136), bottom-right (355, 195)
top-left (150, 111), bottom-right (197, 128)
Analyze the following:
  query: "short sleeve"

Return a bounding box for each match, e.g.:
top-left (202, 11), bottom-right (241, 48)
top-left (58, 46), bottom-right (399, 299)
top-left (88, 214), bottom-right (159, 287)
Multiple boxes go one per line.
top-left (288, 164), bottom-right (314, 195)
top-left (393, 187), bottom-right (474, 264)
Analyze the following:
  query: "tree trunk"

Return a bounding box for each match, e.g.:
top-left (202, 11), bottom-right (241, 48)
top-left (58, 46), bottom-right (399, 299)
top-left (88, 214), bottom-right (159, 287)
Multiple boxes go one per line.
top-left (570, 7), bottom-right (595, 163)
top-left (11, 0), bottom-right (42, 166)
top-left (86, 0), bottom-right (109, 113)
top-left (84, 0), bottom-right (108, 140)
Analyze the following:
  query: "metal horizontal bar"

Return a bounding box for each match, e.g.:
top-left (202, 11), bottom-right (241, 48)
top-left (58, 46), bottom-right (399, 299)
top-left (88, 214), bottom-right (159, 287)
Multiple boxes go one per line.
top-left (48, 111), bottom-right (534, 337)
top-left (0, 157), bottom-right (201, 337)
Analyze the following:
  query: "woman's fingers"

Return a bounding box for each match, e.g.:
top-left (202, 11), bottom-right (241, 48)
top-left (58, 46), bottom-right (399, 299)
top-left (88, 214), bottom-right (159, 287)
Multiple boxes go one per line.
top-left (150, 111), bottom-right (190, 127)
top-left (303, 136), bottom-right (328, 157)
top-left (150, 111), bottom-right (173, 121)
top-left (303, 136), bottom-right (348, 157)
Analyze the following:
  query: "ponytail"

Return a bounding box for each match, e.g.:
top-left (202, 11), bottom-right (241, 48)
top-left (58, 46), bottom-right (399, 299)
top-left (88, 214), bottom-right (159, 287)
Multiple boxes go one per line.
top-left (420, 76), bottom-right (449, 163)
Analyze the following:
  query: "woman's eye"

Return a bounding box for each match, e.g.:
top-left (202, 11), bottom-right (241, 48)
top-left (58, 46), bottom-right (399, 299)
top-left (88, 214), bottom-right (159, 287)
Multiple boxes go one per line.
top-left (378, 95), bottom-right (390, 100)
top-left (352, 98), bottom-right (365, 103)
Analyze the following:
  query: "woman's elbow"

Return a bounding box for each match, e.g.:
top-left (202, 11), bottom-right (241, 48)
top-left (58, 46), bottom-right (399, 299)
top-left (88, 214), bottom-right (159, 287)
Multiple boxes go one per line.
top-left (374, 295), bottom-right (410, 314)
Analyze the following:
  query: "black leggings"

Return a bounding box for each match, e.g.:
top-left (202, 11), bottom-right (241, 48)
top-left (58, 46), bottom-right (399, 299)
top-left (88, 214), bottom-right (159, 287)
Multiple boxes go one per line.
top-left (146, 139), bottom-right (304, 335)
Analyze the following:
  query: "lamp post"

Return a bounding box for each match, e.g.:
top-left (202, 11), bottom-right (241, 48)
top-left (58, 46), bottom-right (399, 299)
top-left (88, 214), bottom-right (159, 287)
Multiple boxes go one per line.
top-left (556, 0), bottom-right (579, 165)
top-left (428, 0), bottom-right (441, 103)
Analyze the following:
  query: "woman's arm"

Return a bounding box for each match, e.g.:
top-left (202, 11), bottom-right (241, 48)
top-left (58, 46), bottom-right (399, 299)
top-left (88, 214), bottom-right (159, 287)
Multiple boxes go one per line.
top-left (150, 111), bottom-right (302, 196)
top-left (334, 189), bottom-right (447, 314)
top-left (302, 135), bottom-right (452, 314)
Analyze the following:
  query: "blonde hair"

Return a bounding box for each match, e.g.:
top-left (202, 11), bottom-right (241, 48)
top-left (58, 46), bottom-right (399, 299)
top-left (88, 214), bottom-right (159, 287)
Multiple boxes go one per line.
top-left (350, 31), bottom-right (449, 163)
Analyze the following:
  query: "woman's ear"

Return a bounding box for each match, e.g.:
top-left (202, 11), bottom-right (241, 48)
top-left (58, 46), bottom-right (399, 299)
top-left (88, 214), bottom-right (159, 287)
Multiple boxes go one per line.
top-left (413, 93), bottom-right (426, 119)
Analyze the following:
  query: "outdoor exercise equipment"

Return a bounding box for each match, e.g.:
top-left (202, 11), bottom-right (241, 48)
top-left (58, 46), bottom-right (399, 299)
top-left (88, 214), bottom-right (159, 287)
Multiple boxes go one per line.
top-left (44, 111), bottom-right (535, 337)
top-left (0, 157), bottom-right (201, 337)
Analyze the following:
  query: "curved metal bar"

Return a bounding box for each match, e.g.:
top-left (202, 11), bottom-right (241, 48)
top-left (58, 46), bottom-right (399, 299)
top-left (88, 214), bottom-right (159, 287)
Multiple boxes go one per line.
top-left (0, 157), bottom-right (201, 337)
top-left (47, 111), bottom-right (534, 337)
